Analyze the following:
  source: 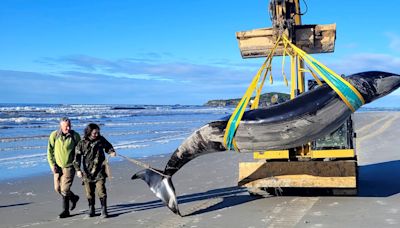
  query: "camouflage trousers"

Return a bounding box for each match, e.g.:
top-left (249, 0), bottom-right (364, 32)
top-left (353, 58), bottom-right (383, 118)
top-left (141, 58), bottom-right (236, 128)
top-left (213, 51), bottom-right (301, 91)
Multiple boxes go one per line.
top-left (83, 179), bottom-right (107, 200)
top-left (53, 166), bottom-right (75, 197)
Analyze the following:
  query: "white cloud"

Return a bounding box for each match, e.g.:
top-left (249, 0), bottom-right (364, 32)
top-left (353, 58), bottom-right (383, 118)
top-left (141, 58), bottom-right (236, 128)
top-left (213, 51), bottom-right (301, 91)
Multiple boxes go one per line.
top-left (341, 42), bottom-right (359, 49)
top-left (42, 54), bottom-right (288, 86)
top-left (325, 53), bottom-right (400, 75)
top-left (386, 32), bottom-right (400, 52)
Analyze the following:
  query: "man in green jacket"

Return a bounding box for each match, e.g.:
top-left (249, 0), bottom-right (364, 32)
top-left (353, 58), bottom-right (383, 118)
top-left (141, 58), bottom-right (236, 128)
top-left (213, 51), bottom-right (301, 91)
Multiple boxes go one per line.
top-left (47, 117), bottom-right (81, 218)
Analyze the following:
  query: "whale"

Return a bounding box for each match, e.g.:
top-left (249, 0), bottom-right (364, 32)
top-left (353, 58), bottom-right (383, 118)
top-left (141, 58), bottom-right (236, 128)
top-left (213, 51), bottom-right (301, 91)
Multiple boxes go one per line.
top-left (132, 71), bottom-right (400, 215)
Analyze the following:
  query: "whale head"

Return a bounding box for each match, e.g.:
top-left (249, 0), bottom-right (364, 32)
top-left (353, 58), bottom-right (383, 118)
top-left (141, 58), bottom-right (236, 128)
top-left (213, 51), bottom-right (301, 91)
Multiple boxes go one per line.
top-left (346, 71), bottom-right (400, 104)
top-left (132, 169), bottom-right (181, 216)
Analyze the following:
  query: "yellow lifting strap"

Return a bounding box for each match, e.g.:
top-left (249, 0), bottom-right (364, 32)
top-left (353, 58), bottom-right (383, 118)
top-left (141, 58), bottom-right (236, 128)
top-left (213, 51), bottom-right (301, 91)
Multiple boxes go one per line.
top-left (281, 35), bottom-right (365, 112)
top-left (223, 35), bottom-right (281, 151)
top-left (251, 57), bottom-right (272, 110)
top-left (223, 35), bottom-right (365, 150)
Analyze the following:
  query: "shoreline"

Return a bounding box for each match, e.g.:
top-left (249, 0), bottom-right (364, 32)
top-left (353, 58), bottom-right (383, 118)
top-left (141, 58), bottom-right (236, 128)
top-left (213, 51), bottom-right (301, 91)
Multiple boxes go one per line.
top-left (0, 152), bottom-right (173, 183)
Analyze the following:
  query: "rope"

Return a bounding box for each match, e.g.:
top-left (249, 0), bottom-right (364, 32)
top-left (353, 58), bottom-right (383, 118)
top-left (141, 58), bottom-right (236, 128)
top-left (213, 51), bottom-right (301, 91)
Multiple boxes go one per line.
top-left (118, 154), bottom-right (170, 178)
top-left (105, 155), bottom-right (112, 179)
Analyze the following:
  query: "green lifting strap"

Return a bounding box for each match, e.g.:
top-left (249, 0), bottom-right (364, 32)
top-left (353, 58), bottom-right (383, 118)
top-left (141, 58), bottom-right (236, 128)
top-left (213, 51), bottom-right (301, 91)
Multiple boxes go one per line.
top-left (313, 61), bottom-right (363, 110)
top-left (225, 98), bottom-right (248, 150)
top-left (282, 35), bottom-right (365, 112)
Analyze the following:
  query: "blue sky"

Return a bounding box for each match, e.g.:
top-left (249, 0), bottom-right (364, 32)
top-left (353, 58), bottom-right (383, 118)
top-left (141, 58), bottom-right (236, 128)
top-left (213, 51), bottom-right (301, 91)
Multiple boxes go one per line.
top-left (1, 0), bottom-right (399, 106)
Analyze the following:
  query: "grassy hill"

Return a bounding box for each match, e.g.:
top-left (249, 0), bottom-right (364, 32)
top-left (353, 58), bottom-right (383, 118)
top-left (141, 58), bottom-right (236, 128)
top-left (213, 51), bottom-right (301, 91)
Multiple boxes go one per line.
top-left (204, 92), bottom-right (290, 107)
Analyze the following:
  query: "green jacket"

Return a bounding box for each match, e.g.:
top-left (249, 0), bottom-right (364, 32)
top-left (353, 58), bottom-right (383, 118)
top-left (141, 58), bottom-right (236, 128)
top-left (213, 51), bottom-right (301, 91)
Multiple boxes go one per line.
top-left (47, 130), bottom-right (81, 169)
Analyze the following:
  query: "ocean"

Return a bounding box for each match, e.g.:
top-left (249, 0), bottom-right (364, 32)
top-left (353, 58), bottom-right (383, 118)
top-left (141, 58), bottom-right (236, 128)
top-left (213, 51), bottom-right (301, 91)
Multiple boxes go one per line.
top-left (0, 104), bottom-right (232, 181)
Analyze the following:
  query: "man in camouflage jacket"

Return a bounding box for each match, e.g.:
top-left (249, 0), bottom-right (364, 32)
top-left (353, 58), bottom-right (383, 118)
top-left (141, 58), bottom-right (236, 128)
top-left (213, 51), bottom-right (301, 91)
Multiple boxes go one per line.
top-left (73, 123), bottom-right (116, 218)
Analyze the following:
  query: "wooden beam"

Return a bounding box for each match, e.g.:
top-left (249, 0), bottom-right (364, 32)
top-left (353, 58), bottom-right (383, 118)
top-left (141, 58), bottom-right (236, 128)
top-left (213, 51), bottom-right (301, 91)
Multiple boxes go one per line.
top-left (242, 175), bottom-right (356, 188)
top-left (238, 160), bottom-right (357, 188)
top-left (236, 24), bottom-right (336, 58)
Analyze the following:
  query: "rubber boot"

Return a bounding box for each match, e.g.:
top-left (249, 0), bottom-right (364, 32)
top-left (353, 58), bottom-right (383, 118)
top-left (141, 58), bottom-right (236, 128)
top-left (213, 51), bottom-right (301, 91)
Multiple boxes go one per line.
top-left (88, 198), bottom-right (95, 217)
top-left (70, 193), bottom-right (79, 211)
top-left (100, 197), bottom-right (108, 218)
top-left (58, 196), bottom-right (70, 218)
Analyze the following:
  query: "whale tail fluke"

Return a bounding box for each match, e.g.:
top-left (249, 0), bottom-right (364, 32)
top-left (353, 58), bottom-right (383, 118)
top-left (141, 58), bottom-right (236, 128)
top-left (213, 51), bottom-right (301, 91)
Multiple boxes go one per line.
top-left (131, 169), bottom-right (181, 216)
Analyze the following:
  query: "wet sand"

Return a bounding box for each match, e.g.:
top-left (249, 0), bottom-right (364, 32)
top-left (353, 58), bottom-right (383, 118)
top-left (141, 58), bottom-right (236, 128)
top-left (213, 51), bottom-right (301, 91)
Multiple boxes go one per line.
top-left (1, 112), bottom-right (400, 227)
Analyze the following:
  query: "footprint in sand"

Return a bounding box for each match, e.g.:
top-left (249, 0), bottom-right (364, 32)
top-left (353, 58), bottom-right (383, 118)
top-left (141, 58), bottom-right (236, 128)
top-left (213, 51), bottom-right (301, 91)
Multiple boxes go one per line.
top-left (192, 218), bottom-right (200, 223)
top-left (313, 211), bottom-right (322, 216)
top-left (329, 202), bottom-right (339, 206)
top-left (385, 218), bottom-right (398, 225)
top-left (388, 208), bottom-right (398, 214)
top-left (212, 214), bottom-right (222, 219)
top-left (376, 200), bottom-right (387, 205)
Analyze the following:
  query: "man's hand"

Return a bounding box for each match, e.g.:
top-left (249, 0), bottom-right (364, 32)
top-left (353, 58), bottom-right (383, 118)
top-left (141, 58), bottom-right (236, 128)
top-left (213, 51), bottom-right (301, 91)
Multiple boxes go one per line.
top-left (110, 151), bottom-right (117, 157)
top-left (52, 165), bottom-right (59, 174)
top-left (76, 171), bottom-right (83, 178)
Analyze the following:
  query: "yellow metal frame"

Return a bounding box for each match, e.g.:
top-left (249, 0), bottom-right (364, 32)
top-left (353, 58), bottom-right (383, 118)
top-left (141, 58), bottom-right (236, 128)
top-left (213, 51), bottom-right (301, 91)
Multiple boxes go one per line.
top-left (254, 150), bottom-right (289, 159)
top-left (231, 0), bottom-right (358, 161)
top-left (253, 0), bottom-right (304, 158)
top-left (239, 0), bottom-right (358, 192)
top-left (310, 149), bottom-right (355, 159)
top-left (253, 149), bottom-right (355, 160)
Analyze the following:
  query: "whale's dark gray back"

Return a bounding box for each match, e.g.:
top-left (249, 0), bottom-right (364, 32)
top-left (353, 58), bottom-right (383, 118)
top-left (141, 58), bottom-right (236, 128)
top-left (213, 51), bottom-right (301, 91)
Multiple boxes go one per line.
top-left (240, 84), bottom-right (336, 122)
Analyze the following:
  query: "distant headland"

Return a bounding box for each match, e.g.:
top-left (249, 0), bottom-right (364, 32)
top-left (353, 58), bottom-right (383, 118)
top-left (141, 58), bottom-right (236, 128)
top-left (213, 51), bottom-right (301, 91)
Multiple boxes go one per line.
top-left (204, 92), bottom-right (290, 107)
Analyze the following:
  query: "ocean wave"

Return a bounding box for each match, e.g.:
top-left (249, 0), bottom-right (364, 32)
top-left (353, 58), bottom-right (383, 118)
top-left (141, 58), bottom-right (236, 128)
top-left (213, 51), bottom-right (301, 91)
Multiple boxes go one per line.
top-left (0, 126), bottom-right (14, 129)
top-left (0, 153), bottom-right (46, 162)
top-left (0, 104), bottom-right (110, 113)
top-left (0, 114), bottom-right (134, 124)
top-left (0, 135), bottom-right (48, 143)
top-left (0, 119), bottom-right (206, 130)
top-left (104, 120), bottom-right (205, 127)
top-left (114, 132), bottom-right (189, 148)
top-left (113, 144), bottom-right (149, 150)
top-left (154, 137), bottom-right (186, 144)
top-left (107, 129), bottom-right (186, 136)
top-left (0, 132), bottom-right (189, 152)
top-left (0, 129), bottom-right (188, 143)
top-left (0, 104), bottom-right (228, 113)
top-left (0, 117), bottom-right (33, 123)
top-left (0, 145), bottom-right (46, 152)
top-left (0, 106), bottom-right (50, 112)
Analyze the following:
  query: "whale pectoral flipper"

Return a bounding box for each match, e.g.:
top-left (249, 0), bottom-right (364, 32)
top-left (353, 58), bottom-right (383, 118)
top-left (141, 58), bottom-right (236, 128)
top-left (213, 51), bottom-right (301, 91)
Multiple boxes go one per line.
top-left (132, 169), bottom-right (181, 216)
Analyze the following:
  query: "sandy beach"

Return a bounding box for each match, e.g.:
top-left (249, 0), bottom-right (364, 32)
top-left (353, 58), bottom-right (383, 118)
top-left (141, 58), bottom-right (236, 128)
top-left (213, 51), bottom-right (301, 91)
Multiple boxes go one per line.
top-left (1, 111), bottom-right (400, 228)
